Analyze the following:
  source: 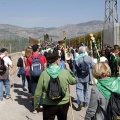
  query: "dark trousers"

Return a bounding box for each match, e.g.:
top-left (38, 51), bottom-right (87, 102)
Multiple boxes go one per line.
top-left (31, 77), bottom-right (43, 110)
top-left (43, 102), bottom-right (69, 120)
top-left (26, 76), bottom-right (31, 93)
top-left (31, 82), bottom-right (37, 110)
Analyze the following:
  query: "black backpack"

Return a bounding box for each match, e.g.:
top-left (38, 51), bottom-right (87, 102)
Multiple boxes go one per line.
top-left (106, 93), bottom-right (120, 120)
top-left (47, 76), bottom-right (65, 101)
top-left (75, 57), bottom-right (89, 77)
top-left (95, 92), bottom-right (120, 120)
top-left (0, 56), bottom-right (6, 75)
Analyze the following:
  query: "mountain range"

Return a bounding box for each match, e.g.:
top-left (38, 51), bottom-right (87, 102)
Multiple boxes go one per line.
top-left (0, 20), bottom-right (104, 41)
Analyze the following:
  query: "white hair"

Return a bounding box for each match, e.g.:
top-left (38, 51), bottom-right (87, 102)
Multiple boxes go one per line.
top-left (79, 46), bottom-right (87, 54)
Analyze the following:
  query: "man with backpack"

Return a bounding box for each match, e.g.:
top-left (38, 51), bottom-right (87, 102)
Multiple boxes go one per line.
top-left (34, 51), bottom-right (76, 120)
top-left (27, 44), bottom-right (47, 112)
top-left (74, 46), bottom-right (94, 111)
top-left (0, 48), bottom-right (12, 103)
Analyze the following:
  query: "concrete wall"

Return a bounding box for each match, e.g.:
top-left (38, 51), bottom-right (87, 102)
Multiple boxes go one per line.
top-left (103, 22), bottom-right (120, 47)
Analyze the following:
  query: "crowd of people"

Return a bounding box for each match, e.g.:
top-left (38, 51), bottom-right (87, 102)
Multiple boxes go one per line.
top-left (1, 43), bottom-right (120, 120)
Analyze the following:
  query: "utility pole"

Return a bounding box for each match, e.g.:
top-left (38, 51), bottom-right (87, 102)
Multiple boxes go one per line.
top-left (105, 0), bottom-right (118, 23)
top-left (104, 0), bottom-right (119, 46)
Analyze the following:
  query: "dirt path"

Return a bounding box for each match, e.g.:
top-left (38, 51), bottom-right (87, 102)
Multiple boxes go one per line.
top-left (0, 75), bottom-right (92, 120)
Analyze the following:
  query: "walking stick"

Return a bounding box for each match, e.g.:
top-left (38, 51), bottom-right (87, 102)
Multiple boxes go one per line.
top-left (90, 34), bottom-right (100, 61)
top-left (68, 85), bottom-right (74, 120)
top-left (63, 31), bottom-right (74, 120)
top-left (90, 39), bottom-right (93, 57)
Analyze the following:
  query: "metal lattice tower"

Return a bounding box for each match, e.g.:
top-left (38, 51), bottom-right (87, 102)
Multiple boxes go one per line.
top-left (105, 0), bottom-right (118, 23)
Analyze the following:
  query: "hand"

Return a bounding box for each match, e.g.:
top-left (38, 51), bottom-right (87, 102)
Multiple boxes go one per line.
top-left (91, 56), bottom-right (94, 60)
top-left (16, 67), bottom-right (19, 71)
top-left (65, 62), bottom-right (70, 70)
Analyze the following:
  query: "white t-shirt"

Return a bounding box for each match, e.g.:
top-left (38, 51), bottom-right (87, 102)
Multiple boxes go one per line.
top-left (92, 57), bottom-right (108, 64)
top-left (93, 58), bottom-right (98, 64)
top-left (0, 54), bottom-right (12, 68)
top-left (75, 52), bottom-right (79, 58)
top-left (100, 56), bottom-right (108, 64)
top-left (66, 53), bottom-right (73, 60)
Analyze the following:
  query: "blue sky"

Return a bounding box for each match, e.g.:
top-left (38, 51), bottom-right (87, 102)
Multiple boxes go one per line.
top-left (0, 0), bottom-right (119, 28)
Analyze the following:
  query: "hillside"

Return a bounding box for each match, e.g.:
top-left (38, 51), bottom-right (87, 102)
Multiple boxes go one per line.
top-left (0, 20), bottom-right (104, 41)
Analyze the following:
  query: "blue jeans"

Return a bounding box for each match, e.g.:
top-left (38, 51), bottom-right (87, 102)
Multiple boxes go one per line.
top-left (21, 74), bottom-right (28, 89)
top-left (76, 82), bottom-right (89, 105)
top-left (0, 79), bottom-right (10, 100)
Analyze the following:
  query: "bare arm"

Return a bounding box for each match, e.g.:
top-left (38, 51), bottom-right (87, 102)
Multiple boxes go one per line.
top-left (44, 63), bottom-right (47, 70)
top-left (28, 66), bottom-right (31, 80)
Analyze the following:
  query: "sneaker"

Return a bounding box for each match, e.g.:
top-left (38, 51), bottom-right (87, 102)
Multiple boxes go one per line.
top-left (77, 104), bottom-right (83, 111)
top-left (33, 110), bottom-right (38, 114)
top-left (83, 102), bottom-right (88, 107)
top-left (6, 95), bottom-right (11, 99)
top-left (23, 87), bottom-right (27, 91)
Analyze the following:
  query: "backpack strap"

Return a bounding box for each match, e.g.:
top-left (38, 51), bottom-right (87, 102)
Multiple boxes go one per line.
top-left (31, 55), bottom-right (35, 60)
top-left (31, 54), bottom-right (41, 60)
top-left (83, 56), bottom-right (85, 61)
top-left (38, 54), bottom-right (42, 59)
top-left (83, 56), bottom-right (86, 61)
top-left (1, 56), bottom-right (6, 59)
top-left (82, 56), bottom-right (88, 66)
top-left (98, 100), bottom-right (108, 119)
top-left (94, 86), bottom-right (108, 120)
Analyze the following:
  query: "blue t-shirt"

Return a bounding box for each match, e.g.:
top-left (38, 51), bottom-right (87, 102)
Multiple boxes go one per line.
top-left (60, 60), bottom-right (66, 69)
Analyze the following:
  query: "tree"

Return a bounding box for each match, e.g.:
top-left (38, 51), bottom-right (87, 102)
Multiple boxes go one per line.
top-left (44, 33), bottom-right (49, 41)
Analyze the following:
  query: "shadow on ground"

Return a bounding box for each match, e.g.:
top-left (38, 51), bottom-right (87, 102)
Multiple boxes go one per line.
top-left (14, 83), bottom-right (32, 112)
top-left (14, 83), bottom-right (23, 88)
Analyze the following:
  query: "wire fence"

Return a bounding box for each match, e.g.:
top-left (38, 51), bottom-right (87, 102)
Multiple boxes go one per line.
top-left (0, 38), bottom-right (29, 53)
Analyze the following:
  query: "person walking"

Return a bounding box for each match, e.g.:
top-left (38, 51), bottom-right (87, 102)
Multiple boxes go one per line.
top-left (27, 44), bottom-right (47, 112)
top-left (24, 47), bottom-right (32, 96)
top-left (0, 48), bottom-right (12, 102)
top-left (74, 46), bottom-right (94, 110)
top-left (17, 51), bottom-right (28, 91)
top-left (34, 51), bottom-right (77, 120)
top-left (85, 62), bottom-right (120, 120)
top-left (109, 45), bottom-right (120, 77)
top-left (66, 47), bottom-right (74, 71)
